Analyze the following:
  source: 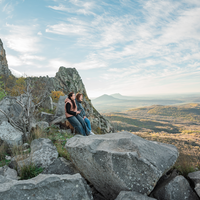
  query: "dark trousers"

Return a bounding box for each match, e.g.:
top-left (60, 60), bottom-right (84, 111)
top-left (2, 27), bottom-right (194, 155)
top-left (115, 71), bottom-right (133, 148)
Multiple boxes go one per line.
top-left (67, 115), bottom-right (89, 136)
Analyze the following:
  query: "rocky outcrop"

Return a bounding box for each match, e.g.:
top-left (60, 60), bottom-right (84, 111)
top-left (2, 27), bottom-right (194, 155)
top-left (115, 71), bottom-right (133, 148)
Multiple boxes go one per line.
top-left (27, 67), bottom-right (114, 134)
top-left (0, 173), bottom-right (93, 200)
top-left (152, 175), bottom-right (199, 200)
top-left (65, 131), bottom-right (179, 200)
top-left (188, 171), bottom-right (200, 198)
top-left (17, 138), bottom-right (58, 169)
top-left (0, 39), bottom-right (12, 77)
top-left (0, 121), bottom-right (23, 146)
top-left (40, 112), bottom-right (55, 123)
top-left (115, 191), bottom-right (156, 200)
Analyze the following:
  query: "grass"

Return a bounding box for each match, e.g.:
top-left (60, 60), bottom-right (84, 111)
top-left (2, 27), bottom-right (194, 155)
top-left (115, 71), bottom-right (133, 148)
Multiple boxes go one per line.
top-left (19, 162), bottom-right (43, 180)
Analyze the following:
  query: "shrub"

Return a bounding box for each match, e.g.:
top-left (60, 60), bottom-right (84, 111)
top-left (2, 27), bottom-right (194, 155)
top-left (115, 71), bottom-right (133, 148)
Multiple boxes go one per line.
top-left (51, 91), bottom-right (65, 102)
top-left (0, 80), bottom-right (6, 100)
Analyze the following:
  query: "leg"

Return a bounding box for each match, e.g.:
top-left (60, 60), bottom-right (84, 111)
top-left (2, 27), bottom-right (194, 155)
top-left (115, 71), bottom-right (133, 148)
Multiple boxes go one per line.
top-left (67, 116), bottom-right (86, 136)
top-left (75, 115), bottom-right (90, 136)
top-left (84, 118), bottom-right (91, 132)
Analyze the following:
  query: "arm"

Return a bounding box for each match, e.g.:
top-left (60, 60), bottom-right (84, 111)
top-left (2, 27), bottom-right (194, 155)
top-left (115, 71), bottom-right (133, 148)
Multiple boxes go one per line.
top-left (66, 103), bottom-right (77, 116)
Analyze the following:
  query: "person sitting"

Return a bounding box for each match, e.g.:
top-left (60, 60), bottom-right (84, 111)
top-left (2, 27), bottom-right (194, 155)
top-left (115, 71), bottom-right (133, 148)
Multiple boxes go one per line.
top-left (65, 92), bottom-right (89, 136)
top-left (75, 93), bottom-right (95, 135)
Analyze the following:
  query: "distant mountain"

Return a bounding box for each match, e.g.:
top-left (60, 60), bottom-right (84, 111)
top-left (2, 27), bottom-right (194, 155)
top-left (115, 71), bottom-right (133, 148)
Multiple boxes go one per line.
top-left (93, 94), bottom-right (121, 104)
top-left (110, 93), bottom-right (135, 100)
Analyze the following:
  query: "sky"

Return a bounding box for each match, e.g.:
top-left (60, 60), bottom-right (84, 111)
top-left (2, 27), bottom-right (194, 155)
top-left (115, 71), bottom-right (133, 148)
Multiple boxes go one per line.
top-left (0, 0), bottom-right (200, 98)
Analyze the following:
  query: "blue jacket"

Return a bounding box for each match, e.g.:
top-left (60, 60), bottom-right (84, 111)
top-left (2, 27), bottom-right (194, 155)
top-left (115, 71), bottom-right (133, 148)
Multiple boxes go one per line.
top-left (75, 98), bottom-right (86, 118)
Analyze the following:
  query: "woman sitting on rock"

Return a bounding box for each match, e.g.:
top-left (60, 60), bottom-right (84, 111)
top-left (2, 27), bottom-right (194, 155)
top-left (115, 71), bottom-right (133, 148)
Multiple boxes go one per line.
top-left (65, 92), bottom-right (89, 136)
top-left (75, 93), bottom-right (95, 135)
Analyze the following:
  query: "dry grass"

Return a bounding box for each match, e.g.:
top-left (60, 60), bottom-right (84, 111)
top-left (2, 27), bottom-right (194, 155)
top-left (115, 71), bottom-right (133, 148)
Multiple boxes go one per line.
top-left (134, 131), bottom-right (200, 176)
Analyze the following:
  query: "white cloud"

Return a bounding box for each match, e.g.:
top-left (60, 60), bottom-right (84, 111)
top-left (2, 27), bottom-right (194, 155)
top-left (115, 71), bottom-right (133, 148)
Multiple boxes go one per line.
top-left (37, 31), bottom-right (42, 36)
top-left (4, 24), bottom-right (40, 53)
top-left (46, 23), bottom-right (87, 35)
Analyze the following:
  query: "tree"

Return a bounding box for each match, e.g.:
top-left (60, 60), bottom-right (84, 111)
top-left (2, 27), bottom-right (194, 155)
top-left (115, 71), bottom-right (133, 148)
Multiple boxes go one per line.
top-left (0, 79), bottom-right (48, 134)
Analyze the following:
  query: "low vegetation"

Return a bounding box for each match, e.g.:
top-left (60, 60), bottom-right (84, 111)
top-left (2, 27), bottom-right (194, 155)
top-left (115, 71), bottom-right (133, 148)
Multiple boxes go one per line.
top-left (104, 103), bottom-right (200, 175)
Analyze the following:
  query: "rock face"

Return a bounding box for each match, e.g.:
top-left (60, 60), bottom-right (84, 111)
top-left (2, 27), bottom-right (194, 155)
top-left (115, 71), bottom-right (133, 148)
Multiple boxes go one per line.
top-left (0, 173), bottom-right (93, 200)
top-left (115, 191), bottom-right (156, 200)
top-left (0, 39), bottom-right (12, 77)
top-left (18, 138), bottom-right (58, 169)
top-left (0, 121), bottom-right (23, 146)
top-left (188, 171), bottom-right (200, 197)
top-left (153, 175), bottom-right (199, 200)
top-left (27, 67), bottom-right (114, 134)
top-left (42, 157), bottom-right (78, 175)
top-left (65, 131), bottom-right (179, 200)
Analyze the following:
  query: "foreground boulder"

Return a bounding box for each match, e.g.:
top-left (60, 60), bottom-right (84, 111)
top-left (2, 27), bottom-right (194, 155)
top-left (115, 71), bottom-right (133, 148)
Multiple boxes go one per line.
top-left (115, 191), bottom-right (156, 200)
top-left (153, 175), bottom-right (199, 200)
top-left (17, 138), bottom-right (58, 169)
top-left (0, 121), bottom-right (23, 146)
top-left (0, 173), bottom-right (93, 200)
top-left (188, 171), bottom-right (200, 197)
top-left (65, 132), bottom-right (178, 200)
top-left (42, 157), bottom-right (78, 175)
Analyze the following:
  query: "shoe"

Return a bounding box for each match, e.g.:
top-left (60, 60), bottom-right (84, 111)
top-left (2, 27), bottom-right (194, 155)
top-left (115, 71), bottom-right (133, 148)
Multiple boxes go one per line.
top-left (89, 131), bottom-right (95, 135)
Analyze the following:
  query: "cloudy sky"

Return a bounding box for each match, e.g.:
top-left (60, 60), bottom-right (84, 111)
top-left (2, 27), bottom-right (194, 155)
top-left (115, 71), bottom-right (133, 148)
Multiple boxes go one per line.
top-left (0, 0), bottom-right (200, 97)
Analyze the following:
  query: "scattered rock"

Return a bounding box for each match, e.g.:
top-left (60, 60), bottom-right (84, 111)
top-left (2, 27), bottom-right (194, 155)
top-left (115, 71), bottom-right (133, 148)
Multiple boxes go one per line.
top-left (0, 173), bottom-right (94, 200)
top-left (40, 111), bottom-right (55, 123)
top-left (115, 191), bottom-right (156, 200)
top-left (5, 155), bottom-right (11, 160)
top-left (0, 165), bottom-right (18, 180)
top-left (22, 143), bottom-right (30, 150)
top-left (17, 138), bottom-right (58, 169)
top-left (65, 132), bottom-right (179, 200)
top-left (188, 171), bottom-right (200, 197)
top-left (42, 157), bottom-right (79, 175)
top-left (41, 96), bottom-right (53, 110)
top-left (0, 121), bottom-right (23, 146)
top-left (36, 121), bottom-right (49, 130)
top-left (153, 175), bottom-right (199, 200)
top-left (50, 114), bottom-right (66, 128)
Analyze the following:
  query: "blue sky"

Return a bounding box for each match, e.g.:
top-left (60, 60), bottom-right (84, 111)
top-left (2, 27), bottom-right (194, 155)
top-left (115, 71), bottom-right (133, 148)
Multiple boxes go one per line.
top-left (0, 0), bottom-right (200, 97)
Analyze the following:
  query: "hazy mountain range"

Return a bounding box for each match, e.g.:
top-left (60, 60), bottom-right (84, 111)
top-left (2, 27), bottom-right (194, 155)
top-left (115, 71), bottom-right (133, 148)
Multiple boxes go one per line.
top-left (92, 93), bottom-right (200, 113)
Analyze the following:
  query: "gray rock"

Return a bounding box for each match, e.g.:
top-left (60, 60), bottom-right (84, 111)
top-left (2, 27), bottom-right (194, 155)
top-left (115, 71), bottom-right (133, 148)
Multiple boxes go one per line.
top-left (42, 157), bottom-right (79, 175)
top-left (41, 96), bottom-right (53, 110)
top-left (0, 121), bottom-right (23, 146)
top-left (5, 155), bottom-right (11, 160)
top-left (40, 112), bottom-right (55, 123)
top-left (188, 171), bottom-right (200, 197)
top-left (36, 121), bottom-right (49, 130)
top-left (22, 143), bottom-right (30, 150)
top-left (18, 138), bottom-right (58, 169)
top-left (153, 175), bottom-right (199, 200)
top-left (0, 173), bottom-right (93, 200)
top-left (0, 39), bottom-right (12, 77)
top-left (65, 132), bottom-right (179, 200)
top-left (50, 114), bottom-right (66, 127)
top-left (115, 191), bottom-right (156, 200)
top-left (0, 165), bottom-right (18, 180)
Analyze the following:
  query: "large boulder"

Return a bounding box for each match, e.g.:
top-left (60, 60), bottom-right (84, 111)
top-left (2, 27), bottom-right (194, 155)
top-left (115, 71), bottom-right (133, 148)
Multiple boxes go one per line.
top-left (0, 121), bottom-right (23, 146)
top-left (115, 191), bottom-right (156, 200)
top-left (17, 138), bottom-right (58, 169)
top-left (0, 173), bottom-right (93, 200)
top-left (153, 175), bottom-right (199, 200)
top-left (42, 157), bottom-right (79, 175)
top-left (41, 96), bottom-right (53, 110)
top-left (188, 171), bottom-right (200, 197)
top-left (65, 132), bottom-right (179, 200)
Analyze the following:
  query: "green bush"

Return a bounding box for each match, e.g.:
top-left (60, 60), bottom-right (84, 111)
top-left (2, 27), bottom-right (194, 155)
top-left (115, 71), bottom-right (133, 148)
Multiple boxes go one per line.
top-left (19, 163), bottom-right (43, 180)
top-left (0, 80), bottom-right (6, 100)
